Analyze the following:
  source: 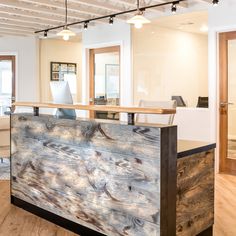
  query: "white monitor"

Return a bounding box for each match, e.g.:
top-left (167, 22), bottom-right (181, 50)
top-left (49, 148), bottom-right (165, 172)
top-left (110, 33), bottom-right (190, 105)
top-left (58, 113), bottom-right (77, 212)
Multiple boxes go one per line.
top-left (50, 81), bottom-right (73, 104)
top-left (50, 81), bottom-right (76, 119)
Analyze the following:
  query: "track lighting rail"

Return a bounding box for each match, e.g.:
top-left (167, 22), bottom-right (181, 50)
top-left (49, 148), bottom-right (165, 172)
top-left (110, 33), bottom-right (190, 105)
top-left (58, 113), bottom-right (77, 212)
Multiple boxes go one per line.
top-left (35, 0), bottom-right (184, 34)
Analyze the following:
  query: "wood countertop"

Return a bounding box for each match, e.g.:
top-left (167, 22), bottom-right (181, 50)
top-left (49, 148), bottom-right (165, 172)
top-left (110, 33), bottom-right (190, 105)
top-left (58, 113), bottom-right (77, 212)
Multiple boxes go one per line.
top-left (13, 102), bottom-right (176, 115)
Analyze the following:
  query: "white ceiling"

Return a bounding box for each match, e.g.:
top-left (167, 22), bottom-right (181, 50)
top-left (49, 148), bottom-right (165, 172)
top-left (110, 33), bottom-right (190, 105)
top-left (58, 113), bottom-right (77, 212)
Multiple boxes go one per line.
top-left (152, 11), bottom-right (208, 35)
top-left (0, 0), bottom-right (212, 37)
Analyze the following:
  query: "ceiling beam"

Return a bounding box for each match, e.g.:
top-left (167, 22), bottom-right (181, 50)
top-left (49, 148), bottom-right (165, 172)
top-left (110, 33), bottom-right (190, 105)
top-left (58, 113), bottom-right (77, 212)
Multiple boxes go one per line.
top-left (0, 21), bottom-right (37, 32)
top-left (21, 0), bottom-right (128, 21)
top-left (0, 11), bottom-right (63, 27)
top-left (0, 7), bottom-right (69, 23)
top-left (198, 0), bottom-right (212, 4)
top-left (70, 0), bottom-right (125, 12)
top-left (0, 17), bottom-right (54, 30)
top-left (69, 0), bottom-right (132, 16)
top-left (21, 0), bottom-right (106, 17)
top-left (0, 31), bottom-right (28, 36)
top-left (0, 23), bottom-right (34, 35)
top-left (0, 22), bottom-right (64, 36)
top-left (0, 0), bottom-right (89, 21)
top-left (115, 0), bottom-right (165, 12)
top-left (150, 0), bottom-right (188, 8)
top-left (0, 13), bottom-right (81, 30)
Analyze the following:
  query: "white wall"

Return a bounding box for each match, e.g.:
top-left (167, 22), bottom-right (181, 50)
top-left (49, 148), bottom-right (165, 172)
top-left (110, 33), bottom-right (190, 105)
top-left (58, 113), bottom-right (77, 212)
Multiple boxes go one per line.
top-left (0, 36), bottom-right (39, 102)
top-left (82, 21), bottom-right (132, 120)
top-left (40, 38), bottom-right (82, 103)
top-left (132, 25), bottom-right (208, 107)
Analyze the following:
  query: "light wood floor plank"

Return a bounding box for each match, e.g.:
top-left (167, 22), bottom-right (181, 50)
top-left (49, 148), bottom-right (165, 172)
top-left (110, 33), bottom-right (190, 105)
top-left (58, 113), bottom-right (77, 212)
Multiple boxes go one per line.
top-left (0, 174), bottom-right (236, 235)
top-left (214, 174), bottom-right (236, 236)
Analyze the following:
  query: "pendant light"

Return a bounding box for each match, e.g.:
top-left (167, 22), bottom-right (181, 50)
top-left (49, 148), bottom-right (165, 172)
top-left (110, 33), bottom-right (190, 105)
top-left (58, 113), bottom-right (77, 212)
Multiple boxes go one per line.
top-left (127, 0), bottom-right (150, 29)
top-left (57, 0), bottom-right (75, 40)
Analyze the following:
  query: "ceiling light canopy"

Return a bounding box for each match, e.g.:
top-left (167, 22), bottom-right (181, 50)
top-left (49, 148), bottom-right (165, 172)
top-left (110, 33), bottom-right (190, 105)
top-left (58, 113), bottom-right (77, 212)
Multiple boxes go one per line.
top-left (127, 0), bottom-right (150, 29)
top-left (57, 0), bottom-right (75, 41)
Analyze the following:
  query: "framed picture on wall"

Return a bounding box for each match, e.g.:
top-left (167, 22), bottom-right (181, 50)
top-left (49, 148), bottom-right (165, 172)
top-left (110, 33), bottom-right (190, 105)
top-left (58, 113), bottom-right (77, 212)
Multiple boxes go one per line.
top-left (50, 62), bottom-right (77, 81)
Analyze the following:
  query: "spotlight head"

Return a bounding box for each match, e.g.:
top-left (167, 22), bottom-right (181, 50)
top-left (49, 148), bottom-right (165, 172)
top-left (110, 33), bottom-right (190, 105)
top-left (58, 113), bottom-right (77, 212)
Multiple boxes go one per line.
top-left (109, 16), bottom-right (114, 25)
top-left (212, 0), bottom-right (219, 6)
top-left (84, 21), bottom-right (88, 30)
top-left (43, 30), bottom-right (48, 38)
top-left (171, 3), bottom-right (177, 13)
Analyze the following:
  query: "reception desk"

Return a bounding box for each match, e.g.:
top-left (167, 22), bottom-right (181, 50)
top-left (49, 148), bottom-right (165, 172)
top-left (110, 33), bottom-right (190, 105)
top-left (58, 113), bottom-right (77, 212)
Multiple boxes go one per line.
top-left (10, 103), bottom-right (215, 236)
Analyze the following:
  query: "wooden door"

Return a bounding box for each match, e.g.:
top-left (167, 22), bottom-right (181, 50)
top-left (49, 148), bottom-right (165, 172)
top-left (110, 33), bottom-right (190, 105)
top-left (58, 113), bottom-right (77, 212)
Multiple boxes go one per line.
top-left (219, 31), bottom-right (236, 174)
top-left (0, 55), bottom-right (16, 114)
top-left (89, 46), bottom-right (120, 119)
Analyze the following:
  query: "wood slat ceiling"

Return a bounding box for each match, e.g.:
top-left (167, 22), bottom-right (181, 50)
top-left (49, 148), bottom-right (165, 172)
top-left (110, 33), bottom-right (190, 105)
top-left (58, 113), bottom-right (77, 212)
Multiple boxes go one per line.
top-left (0, 0), bottom-right (212, 37)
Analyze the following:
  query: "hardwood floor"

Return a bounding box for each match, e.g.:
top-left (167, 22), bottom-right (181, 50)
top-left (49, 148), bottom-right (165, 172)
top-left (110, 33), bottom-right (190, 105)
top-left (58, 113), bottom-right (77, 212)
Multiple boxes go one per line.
top-left (214, 174), bottom-right (236, 236)
top-left (0, 174), bottom-right (235, 236)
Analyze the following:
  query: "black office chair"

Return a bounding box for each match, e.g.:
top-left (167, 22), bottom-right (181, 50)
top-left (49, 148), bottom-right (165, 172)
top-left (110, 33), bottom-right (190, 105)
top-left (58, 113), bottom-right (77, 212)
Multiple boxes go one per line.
top-left (197, 97), bottom-right (208, 108)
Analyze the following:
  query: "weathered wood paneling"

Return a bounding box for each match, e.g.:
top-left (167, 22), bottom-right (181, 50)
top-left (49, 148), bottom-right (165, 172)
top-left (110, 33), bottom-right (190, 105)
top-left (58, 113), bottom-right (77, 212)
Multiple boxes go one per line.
top-left (176, 150), bottom-right (214, 236)
top-left (11, 114), bottom-right (163, 236)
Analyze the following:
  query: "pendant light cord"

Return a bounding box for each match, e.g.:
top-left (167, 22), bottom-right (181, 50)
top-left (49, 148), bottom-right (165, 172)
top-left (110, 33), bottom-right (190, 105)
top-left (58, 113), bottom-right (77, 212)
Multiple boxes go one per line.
top-left (137, 0), bottom-right (140, 11)
top-left (65, 0), bottom-right (68, 26)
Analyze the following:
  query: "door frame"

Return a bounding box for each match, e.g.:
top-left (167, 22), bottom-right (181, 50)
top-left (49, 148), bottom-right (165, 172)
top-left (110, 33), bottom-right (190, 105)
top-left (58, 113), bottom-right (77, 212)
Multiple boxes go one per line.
top-left (219, 31), bottom-right (236, 174)
top-left (89, 45), bottom-right (120, 118)
top-left (0, 55), bottom-right (16, 111)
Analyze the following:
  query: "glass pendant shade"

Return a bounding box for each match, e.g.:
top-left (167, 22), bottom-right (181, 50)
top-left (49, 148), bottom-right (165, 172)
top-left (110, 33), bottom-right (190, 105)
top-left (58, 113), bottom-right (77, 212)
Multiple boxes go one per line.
top-left (57, 26), bottom-right (76, 41)
top-left (127, 11), bottom-right (150, 29)
top-left (57, 0), bottom-right (76, 40)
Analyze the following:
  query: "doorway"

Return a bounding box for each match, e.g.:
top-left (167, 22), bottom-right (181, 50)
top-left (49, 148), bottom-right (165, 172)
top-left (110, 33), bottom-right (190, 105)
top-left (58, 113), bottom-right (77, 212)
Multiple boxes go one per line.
top-left (219, 31), bottom-right (236, 174)
top-left (89, 46), bottom-right (120, 119)
top-left (0, 55), bottom-right (16, 115)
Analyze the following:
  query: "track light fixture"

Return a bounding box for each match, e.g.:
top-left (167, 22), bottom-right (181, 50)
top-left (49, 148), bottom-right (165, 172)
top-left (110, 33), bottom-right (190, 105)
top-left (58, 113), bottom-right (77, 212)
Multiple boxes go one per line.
top-left (84, 22), bottom-right (88, 30)
top-left (171, 2), bottom-right (178, 13)
top-left (109, 16), bottom-right (114, 25)
top-left (57, 0), bottom-right (75, 41)
top-left (212, 0), bottom-right (219, 6)
top-left (127, 0), bottom-right (150, 29)
top-left (35, 0), bottom-right (217, 35)
top-left (43, 30), bottom-right (48, 39)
